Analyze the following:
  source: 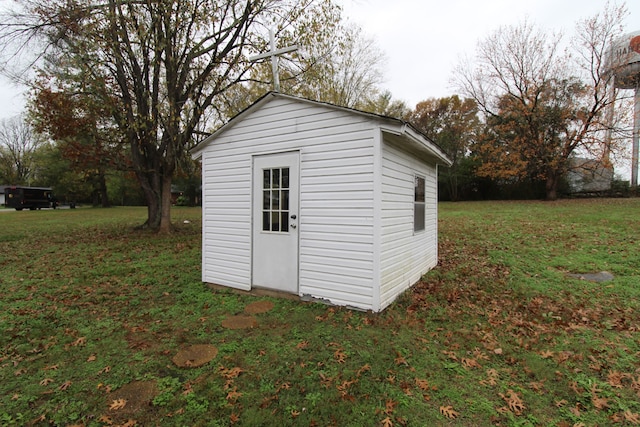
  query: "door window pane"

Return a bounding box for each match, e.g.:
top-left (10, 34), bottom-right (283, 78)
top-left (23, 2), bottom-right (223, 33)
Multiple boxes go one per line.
top-left (262, 167), bottom-right (291, 233)
top-left (263, 191), bottom-right (270, 210)
top-left (263, 170), bottom-right (270, 189)
top-left (263, 211), bottom-right (270, 231)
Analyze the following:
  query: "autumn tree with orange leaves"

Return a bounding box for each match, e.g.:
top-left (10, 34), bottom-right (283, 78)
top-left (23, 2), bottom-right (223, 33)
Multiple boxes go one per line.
top-left (407, 96), bottom-right (480, 201)
top-left (454, 4), bottom-right (629, 200)
top-left (30, 78), bottom-right (125, 207)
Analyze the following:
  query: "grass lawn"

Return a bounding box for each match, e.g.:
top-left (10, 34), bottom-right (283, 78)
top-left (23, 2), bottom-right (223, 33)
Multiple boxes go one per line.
top-left (1, 200), bottom-right (639, 426)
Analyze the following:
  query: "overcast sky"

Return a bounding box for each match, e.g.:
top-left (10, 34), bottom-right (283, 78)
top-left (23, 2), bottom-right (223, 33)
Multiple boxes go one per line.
top-left (335, 0), bottom-right (639, 108)
top-left (0, 0), bottom-right (637, 119)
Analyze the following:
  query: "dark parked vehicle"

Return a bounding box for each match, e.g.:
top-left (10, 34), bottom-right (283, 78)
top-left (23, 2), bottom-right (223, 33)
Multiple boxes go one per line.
top-left (4, 186), bottom-right (56, 210)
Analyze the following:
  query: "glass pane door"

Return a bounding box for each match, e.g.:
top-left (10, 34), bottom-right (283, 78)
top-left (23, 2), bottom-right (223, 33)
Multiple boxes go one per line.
top-left (262, 167), bottom-right (290, 233)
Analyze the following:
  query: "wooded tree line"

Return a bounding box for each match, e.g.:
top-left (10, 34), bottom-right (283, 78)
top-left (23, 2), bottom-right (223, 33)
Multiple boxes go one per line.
top-left (0, 1), bottom-right (634, 226)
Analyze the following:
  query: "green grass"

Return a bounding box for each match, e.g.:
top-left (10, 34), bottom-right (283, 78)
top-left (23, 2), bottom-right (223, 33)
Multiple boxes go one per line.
top-left (1, 200), bottom-right (639, 426)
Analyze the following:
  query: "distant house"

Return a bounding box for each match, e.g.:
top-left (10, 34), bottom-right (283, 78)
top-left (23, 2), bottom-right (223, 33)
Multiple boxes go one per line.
top-left (566, 158), bottom-right (614, 194)
top-left (191, 92), bottom-right (451, 312)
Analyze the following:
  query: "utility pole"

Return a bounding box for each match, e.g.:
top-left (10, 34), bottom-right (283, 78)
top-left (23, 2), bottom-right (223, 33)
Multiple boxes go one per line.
top-left (250, 29), bottom-right (298, 92)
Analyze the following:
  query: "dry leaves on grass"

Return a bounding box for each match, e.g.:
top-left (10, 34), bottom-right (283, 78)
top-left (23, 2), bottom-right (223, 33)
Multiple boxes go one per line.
top-left (226, 388), bottom-right (242, 402)
top-left (109, 398), bottom-right (127, 410)
top-left (461, 357), bottom-right (481, 369)
top-left (480, 368), bottom-right (499, 387)
top-left (219, 366), bottom-right (244, 380)
top-left (71, 337), bottom-right (87, 347)
top-left (58, 380), bottom-right (72, 391)
top-left (499, 389), bottom-right (525, 415)
top-left (440, 405), bottom-right (459, 419)
top-left (623, 410), bottom-right (640, 425)
top-left (334, 349), bottom-right (347, 364)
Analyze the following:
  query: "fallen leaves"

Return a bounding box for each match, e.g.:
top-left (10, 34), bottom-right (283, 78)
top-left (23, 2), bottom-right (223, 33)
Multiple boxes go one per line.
top-left (5, 202), bottom-right (640, 427)
top-left (225, 388), bottom-right (242, 402)
top-left (623, 410), bottom-right (640, 425)
top-left (71, 337), bottom-right (87, 347)
top-left (590, 382), bottom-right (609, 410)
top-left (334, 349), bottom-right (347, 364)
top-left (414, 378), bottom-right (430, 391)
top-left (439, 405), bottom-right (459, 419)
top-left (219, 366), bottom-right (243, 380)
top-left (109, 398), bottom-right (127, 410)
top-left (39, 378), bottom-right (53, 386)
top-left (499, 389), bottom-right (525, 415)
top-left (607, 370), bottom-right (632, 389)
top-left (461, 357), bottom-right (481, 369)
top-left (58, 380), bottom-right (72, 391)
top-left (540, 350), bottom-right (554, 359)
top-left (480, 369), bottom-right (499, 387)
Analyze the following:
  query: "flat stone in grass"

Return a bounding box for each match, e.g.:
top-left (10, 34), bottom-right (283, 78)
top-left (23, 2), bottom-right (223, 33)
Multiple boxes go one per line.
top-left (107, 380), bottom-right (158, 419)
top-left (172, 344), bottom-right (218, 368)
top-left (221, 315), bottom-right (258, 330)
top-left (567, 271), bottom-right (615, 283)
top-left (244, 300), bottom-right (275, 315)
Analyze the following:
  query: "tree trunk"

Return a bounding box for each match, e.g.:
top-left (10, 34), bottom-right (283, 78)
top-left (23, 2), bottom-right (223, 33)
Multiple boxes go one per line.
top-left (138, 172), bottom-right (162, 229)
top-left (99, 172), bottom-right (110, 208)
top-left (545, 174), bottom-right (559, 201)
top-left (449, 170), bottom-right (459, 202)
top-left (159, 174), bottom-right (173, 234)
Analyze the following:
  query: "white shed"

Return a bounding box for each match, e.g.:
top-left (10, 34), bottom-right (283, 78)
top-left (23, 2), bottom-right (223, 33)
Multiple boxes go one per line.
top-left (191, 92), bottom-right (451, 312)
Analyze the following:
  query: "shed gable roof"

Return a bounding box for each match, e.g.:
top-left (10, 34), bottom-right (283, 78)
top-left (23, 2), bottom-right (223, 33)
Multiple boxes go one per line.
top-left (191, 92), bottom-right (452, 166)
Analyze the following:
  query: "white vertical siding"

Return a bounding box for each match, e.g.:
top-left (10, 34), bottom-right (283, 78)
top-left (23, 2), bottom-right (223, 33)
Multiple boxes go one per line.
top-left (379, 139), bottom-right (438, 310)
top-left (201, 151), bottom-right (252, 290)
top-left (200, 97), bottom-right (376, 308)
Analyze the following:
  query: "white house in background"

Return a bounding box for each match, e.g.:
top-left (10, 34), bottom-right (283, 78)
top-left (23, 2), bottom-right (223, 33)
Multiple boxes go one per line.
top-left (191, 92), bottom-right (452, 312)
top-left (565, 157), bottom-right (614, 194)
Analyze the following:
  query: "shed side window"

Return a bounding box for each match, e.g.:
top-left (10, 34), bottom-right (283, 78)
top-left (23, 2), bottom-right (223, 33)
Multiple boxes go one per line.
top-left (414, 175), bottom-right (425, 232)
top-left (262, 167), bottom-right (290, 233)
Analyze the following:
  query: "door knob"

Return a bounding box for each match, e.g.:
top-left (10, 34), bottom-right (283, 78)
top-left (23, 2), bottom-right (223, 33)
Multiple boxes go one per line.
top-left (290, 214), bottom-right (297, 220)
top-left (290, 224), bottom-right (297, 229)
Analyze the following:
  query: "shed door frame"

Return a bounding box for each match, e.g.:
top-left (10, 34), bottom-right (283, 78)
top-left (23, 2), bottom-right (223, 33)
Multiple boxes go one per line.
top-left (251, 151), bottom-right (300, 293)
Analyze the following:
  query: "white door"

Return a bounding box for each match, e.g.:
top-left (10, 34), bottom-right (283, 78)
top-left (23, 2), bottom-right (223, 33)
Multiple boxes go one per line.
top-left (252, 152), bottom-right (299, 293)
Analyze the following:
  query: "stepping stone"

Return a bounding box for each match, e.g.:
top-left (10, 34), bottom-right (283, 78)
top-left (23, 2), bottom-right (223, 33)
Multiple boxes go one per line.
top-left (244, 300), bottom-right (275, 315)
top-left (567, 271), bottom-right (615, 283)
top-left (172, 344), bottom-right (218, 368)
top-left (221, 315), bottom-right (258, 330)
top-left (107, 380), bottom-right (158, 417)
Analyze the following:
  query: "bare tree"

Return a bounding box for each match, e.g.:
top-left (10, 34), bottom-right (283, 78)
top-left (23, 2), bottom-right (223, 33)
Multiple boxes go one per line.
top-left (0, 114), bottom-right (45, 185)
top-left (453, 4), bottom-right (629, 200)
top-left (0, 0), bottom-right (339, 231)
top-left (286, 24), bottom-right (386, 109)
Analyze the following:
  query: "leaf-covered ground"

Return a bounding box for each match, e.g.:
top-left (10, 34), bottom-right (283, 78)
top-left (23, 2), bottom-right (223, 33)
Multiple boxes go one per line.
top-left (1, 200), bottom-right (639, 426)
